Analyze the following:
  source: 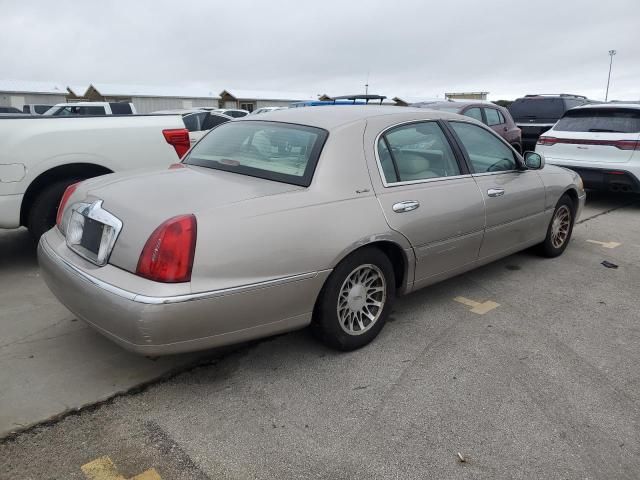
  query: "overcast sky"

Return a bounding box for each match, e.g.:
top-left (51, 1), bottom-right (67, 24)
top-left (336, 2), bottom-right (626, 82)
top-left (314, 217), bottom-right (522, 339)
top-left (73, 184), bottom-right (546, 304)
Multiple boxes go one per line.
top-left (1, 0), bottom-right (638, 101)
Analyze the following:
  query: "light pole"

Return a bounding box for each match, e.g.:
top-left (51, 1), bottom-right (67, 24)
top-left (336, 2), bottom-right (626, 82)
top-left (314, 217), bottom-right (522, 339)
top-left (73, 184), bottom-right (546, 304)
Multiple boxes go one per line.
top-left (605, 49), bottom-right (616, 102)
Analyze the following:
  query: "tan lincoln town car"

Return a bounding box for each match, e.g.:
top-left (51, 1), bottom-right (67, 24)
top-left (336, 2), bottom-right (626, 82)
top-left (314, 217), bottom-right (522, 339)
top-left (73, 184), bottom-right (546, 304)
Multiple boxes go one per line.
top-left (38, 106), bottom-right (585, 355)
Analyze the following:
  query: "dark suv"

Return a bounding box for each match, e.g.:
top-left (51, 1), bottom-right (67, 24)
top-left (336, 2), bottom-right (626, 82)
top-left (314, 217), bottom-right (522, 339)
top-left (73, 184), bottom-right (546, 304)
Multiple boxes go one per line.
top-left (509, 94), bottom-right (594, 150)
top-left (412, 101), bottom-right (522, 152)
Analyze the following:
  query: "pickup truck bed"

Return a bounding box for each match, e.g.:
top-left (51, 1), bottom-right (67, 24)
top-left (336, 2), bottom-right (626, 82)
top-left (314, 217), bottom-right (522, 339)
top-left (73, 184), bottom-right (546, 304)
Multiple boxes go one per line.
top-left (0, 114), bottom-right (187, 237)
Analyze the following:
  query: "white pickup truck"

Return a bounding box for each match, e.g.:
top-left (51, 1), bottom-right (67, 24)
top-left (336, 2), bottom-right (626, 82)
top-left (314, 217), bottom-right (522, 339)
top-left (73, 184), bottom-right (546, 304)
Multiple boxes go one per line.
top-left (0, 114), bottom-right (188, 238)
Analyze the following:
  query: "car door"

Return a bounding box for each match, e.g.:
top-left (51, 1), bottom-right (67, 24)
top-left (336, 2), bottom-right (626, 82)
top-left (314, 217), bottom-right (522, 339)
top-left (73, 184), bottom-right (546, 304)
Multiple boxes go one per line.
top-left (447, 120), bottom-right (547, 260)
top-left (367, 119), bottom-right (486, 287)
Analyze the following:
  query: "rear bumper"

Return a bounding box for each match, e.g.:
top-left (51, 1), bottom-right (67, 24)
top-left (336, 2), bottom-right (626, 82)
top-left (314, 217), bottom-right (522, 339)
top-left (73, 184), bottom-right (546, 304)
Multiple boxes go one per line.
top-left (546, 163), bottom-right (640, 193)
top-left (38, 231), bottom-right (328, 355)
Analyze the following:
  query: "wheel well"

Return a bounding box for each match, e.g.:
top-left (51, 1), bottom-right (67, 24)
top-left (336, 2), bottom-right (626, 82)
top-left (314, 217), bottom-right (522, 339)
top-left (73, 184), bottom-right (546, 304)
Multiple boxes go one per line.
top-left (563, 188), bottom-right (579, 209)
top-left (356, 241), bottom-right (407, 291)
top-left (20, 163), bottom-right (112, 226)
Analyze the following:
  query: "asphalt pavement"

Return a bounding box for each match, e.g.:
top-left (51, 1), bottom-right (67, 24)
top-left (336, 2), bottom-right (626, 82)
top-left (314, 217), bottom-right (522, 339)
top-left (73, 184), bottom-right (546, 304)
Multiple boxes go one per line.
top-left (1, 191), bottom-right (639, 479)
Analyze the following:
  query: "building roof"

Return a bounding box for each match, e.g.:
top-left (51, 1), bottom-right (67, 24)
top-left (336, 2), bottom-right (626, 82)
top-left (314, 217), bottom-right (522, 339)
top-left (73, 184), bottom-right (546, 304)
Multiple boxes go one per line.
top-left (221, 89), bottom-right (315, 102)
top-left (90, 83), bottom-right (221, 99)
top-left (0, 80), bottom-right (67, 95)
top-left (67, 85), bottom-right (89, 96)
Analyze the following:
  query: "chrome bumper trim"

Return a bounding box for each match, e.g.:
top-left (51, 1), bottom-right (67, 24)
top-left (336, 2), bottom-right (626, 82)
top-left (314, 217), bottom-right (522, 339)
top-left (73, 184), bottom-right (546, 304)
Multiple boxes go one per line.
top-left (40, 236), bottom-right (318, 305)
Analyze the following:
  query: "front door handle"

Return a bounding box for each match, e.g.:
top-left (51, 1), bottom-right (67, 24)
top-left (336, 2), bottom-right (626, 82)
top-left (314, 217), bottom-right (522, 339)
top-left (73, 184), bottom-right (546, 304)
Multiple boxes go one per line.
top-left (392, 200), bottom-right (420, 213)
top-left (487, 188), bottom-right (505, 197)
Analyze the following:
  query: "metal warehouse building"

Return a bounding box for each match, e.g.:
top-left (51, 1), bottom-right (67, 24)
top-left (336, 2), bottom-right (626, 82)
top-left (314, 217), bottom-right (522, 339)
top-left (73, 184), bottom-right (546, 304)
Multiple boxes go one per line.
top-left (71, 84), bottom-right (222, 113)
top-left (219, 90), bottom-right (315, 112)
top-left (0, 80), bottom-right (67, 109)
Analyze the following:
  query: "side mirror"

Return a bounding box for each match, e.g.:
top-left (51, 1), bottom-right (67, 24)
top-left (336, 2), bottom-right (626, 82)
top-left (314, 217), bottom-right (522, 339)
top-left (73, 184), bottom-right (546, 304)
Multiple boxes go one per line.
top-left (524, 151), bottom-right (545, 170)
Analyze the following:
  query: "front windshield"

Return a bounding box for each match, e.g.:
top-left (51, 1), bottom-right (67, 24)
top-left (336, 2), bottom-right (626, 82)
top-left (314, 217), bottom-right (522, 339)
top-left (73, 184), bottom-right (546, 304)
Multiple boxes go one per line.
top-left (184, 120), bottom-right (328, 186)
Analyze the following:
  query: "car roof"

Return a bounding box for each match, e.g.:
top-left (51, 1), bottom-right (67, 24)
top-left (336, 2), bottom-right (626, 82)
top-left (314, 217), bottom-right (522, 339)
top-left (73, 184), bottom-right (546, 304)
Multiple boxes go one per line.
top-left (239, 105), bottom-right (464, 129)
top-left (572, 103), bottom-right (640, 110)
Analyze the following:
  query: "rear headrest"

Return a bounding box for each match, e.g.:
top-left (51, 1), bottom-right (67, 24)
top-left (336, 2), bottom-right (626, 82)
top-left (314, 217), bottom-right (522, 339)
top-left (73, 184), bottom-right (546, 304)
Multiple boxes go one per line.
top-left (396, 152), bottom-right (430, 175)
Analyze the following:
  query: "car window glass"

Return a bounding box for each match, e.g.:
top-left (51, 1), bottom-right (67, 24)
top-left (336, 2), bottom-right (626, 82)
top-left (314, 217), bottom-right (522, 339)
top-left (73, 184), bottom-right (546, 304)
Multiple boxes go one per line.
top-left (497, 110), bottom-right (506, 124)
top-left (464, 108), bottom-right (483, 122)
top-left (555, 109), bottom-right (640, 133)
top-left (450, 122), bottom-right (517, 173)
top-left (183, 112), bottom-right (203, 131)
top-left (202, 113), bottom-right (230, 130)
top-left (377, 138), bottom-right (398, 183)
top-left (34, 105), bottom-right (50, 114)
top-left (380, 121), bottom-right (461, 182)
top-left (484, 108), bottom-right (502, 126)
top-left (185, 121), bottom-right (327, 187)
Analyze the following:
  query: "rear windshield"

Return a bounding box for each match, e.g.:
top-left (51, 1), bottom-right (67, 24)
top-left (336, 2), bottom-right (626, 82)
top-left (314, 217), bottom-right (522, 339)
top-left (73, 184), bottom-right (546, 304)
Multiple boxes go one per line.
top-left (555, 108), bottom-right (640, 133)
top-left (509, 98), bottom-right (565, 120)
top-left (34, 105), bottom-right (50, 114)
top-left (184, 120), bottom-right (328, 187)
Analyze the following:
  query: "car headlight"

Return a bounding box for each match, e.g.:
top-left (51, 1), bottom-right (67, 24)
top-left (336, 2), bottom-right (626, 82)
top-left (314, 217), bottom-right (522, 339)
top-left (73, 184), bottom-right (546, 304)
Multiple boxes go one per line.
top-left (576, 175), bottom-right (584, 192)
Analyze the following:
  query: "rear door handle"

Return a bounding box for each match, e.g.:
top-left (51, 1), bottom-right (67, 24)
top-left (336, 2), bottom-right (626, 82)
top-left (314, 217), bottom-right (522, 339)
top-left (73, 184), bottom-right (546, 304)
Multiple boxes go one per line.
top-left (392, 200), bottom-right (420, 213)
top-left (487, 188), bottom-right (505, 197)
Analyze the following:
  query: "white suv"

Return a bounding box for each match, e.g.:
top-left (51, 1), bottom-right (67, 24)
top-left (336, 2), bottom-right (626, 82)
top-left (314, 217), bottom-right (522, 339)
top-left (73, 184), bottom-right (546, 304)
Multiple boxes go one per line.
top-left (536, 104), bottom-right (640, 193)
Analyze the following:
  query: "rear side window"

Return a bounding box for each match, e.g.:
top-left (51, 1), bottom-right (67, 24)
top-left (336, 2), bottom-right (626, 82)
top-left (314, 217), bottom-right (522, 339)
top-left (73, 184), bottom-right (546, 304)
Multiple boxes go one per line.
top-left (450, 122), bottom-right (517, 173)
top-left (378, 121), bottom-right (461, 183)
top-left (185, 121), bottom-right (328, 187)
top-left (182, 112), bottom-right (207, 131)
top-left (202, 113), bottom-right (230, 130)
top-left (509, 98), bottom-right (565, 120)
top-left (555, 109), bottom-right (640, 133)
top-left (109, 103), bottom-right (133, 114)
top-left (34, 105), bottom-right (50, 114)
top-left (484, 108), bottom-right (502, 126)
top-left (465, 108), bottom-right (483, 122)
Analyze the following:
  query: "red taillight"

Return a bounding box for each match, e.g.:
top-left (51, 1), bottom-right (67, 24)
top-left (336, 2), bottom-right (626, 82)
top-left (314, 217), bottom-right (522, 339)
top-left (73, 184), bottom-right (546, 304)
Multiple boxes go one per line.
top-left (537, 137), bottom-right (639, 150)
top-left (136, 215), bottom-right (197, 283)
top-left (56, 181), bottom-right (81, 227)
top-left (163, 128), bottom-right (191, 158)
top-left (537, 136), bottom-right (558, 146)
top-left (613, 140), bottom-right (640, 151)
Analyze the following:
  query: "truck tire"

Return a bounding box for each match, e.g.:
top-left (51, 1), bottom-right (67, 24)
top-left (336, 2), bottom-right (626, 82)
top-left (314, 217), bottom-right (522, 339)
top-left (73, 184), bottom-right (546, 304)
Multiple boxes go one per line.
top-left (27, 179), bottom-right (80, 240)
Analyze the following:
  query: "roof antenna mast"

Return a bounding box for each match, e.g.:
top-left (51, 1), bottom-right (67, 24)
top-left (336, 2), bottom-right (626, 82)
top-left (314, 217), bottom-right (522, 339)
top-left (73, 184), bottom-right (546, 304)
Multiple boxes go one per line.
top-left (365, 71), bottom-right (370, 96)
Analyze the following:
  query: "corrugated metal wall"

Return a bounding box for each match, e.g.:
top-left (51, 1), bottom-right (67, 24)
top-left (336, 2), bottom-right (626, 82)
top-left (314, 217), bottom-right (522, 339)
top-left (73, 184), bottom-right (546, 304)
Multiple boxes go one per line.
top-left (0, 93), bottom-right (66, 108)
top-left (132, 97), bottom-right (220, 113)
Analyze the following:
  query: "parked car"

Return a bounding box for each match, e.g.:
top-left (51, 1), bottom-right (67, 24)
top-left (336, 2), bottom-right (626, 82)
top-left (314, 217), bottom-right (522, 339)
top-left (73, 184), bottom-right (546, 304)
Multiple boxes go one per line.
top-left (212, 108), bottom-right (249, 118)
top-left (23, 104), bottom-right (54, 115)
top-left (39, 106), bottom-right (585, 356)
top-left (0, 114), bottom-right (187, 238)
top-left (0, 106), bottom-right (23, 114)
top-left (412, 100), bottom-right (522, 152)
top-left (152, 109), bottom-right (232, 143)
top-left (43, 102), bottom-right (137, 116)
top-left (251, 106), bottom-right (287, 115)
top-left (509, 94), bottom-right (594, 150)
top-left (536, 103), bottom-right (640, 193)
top-left (183, 111), bottom-right (232, 142)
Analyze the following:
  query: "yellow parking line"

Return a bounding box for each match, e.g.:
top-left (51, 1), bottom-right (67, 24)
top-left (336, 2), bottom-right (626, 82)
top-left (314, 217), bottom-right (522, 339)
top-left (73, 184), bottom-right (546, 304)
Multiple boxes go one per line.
top-left (454, 296), bottom-right (500, 315)
top-left (586, 239), bottom-right (621, 249)
top-left (81, 456), bottom-right (161, 480)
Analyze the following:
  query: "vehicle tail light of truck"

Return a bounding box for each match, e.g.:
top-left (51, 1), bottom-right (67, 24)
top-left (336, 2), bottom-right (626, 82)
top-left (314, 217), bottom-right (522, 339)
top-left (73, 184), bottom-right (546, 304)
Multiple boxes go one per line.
top-left (613, 140), bottom-right (640, 151)
top-left (56, 181), bottom-right (81, 229)
top-left (136, 214), bottom-right (197, 283)
top-left (163, 128), bottom-right (191, 158)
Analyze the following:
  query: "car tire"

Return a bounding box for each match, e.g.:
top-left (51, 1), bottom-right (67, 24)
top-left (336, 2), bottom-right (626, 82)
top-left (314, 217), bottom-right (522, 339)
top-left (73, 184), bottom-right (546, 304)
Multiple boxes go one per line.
top-left (27, 179), bottom-right (80, 240)
top-left (537, 194), bottom-right (575, 258)
top-left (312, 247), bottom-right (395, 351)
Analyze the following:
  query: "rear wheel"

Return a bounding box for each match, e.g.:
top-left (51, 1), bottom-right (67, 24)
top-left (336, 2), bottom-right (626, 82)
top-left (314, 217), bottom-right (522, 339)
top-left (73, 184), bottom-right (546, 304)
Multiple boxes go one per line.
top-left (26, 179), bottom-right (80, 240)
top-left (312, 248), bottom-right (395, 351)
top-left (537, 194), bottom-right (575, 257)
